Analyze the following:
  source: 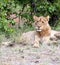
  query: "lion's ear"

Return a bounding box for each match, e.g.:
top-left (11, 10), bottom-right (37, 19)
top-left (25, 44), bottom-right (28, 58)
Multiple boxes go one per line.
top-left (33, 15), bottom-right (38, 21)
top-left (46, 16), bottom-right (50, 22)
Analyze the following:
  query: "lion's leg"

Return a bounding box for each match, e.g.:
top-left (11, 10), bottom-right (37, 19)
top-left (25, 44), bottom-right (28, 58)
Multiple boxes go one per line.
top-left (42, 36), bottom-right (50, 44)
top-left (33, 35), bottom-right (40, 48)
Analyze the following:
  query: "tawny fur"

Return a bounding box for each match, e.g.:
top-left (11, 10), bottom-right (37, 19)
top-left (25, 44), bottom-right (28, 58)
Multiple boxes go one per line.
top-left (33, 16), bottom-right (52, 47)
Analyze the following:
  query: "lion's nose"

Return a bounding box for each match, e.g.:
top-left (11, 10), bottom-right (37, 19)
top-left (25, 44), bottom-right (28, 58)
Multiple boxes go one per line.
top-left (38, 26), bottom-right (40, 30)
top-left (38, 26), bottom-right (41, 28)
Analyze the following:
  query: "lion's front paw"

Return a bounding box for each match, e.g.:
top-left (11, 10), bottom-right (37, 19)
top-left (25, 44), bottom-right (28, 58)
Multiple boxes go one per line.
top-left (33, 43), bottom-right (39, 48)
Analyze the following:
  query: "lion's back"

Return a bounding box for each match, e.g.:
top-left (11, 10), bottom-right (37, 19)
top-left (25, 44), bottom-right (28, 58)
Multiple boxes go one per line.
top-left (20, 31), bottom-right (35, 44)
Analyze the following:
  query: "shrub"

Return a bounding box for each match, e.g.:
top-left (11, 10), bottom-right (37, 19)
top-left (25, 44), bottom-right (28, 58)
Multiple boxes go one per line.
top-left (0, 0), bottom-right (60, 35)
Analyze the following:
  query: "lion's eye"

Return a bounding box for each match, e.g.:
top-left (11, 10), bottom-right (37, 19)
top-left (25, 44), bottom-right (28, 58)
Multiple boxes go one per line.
top-left (37, 21), bottom-right (39, 22)
top-left (42, 21), bottom-right (44, 23)
top-left (35, 22), bottom-right (37, 25)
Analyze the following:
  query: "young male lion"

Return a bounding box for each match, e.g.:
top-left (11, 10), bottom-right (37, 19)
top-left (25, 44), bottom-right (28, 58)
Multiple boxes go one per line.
top-left (20, 15), bottom-right (60, 47)
top-left (33, 15), bottom-right (51, 47)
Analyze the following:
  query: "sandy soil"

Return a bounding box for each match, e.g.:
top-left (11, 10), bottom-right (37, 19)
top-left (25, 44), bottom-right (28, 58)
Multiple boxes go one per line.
top-left (0, 42), bottom-right (60, 65)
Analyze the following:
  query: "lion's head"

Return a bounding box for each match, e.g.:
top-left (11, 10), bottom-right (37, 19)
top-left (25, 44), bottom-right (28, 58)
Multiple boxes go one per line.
top-left (33, 15), bottom-right (51, 32)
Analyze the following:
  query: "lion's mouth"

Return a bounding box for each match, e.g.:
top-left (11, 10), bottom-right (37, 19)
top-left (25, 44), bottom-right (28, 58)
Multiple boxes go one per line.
top-left (36, 29), bottom-right (42, 32)
top-left (35, 27), bottom-right (42, 32)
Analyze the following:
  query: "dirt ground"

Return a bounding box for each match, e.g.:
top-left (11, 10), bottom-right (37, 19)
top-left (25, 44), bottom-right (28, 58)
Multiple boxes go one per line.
top-left (0, 42), bottom-right (60, 65)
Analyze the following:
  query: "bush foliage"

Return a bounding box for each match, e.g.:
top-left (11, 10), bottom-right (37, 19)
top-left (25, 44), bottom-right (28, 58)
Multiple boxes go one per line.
top-left (0, 0), bottom-right (60, 35)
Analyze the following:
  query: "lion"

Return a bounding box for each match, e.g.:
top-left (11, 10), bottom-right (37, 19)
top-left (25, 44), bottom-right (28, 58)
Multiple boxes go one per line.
top-left (33, 15), bottom-right (51, 47)
top-left (20, 15), bottom-right (60, 47)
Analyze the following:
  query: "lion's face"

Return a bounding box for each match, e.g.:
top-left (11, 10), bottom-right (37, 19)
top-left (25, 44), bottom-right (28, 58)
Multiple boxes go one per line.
top-left (33, 16), bottom-right (50, 32)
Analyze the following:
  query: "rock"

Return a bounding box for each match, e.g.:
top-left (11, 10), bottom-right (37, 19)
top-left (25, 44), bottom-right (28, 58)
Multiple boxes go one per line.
top-left (2, 41), bottom-right (14, 47)
top-left (34, 60), bottom-right (39, 63)
top-left (50, 37), bottom-right (58, 41)
top-left (54, 33), bottom-right (60, 39)
top-left (2, 41), bottom-right (11, 46)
